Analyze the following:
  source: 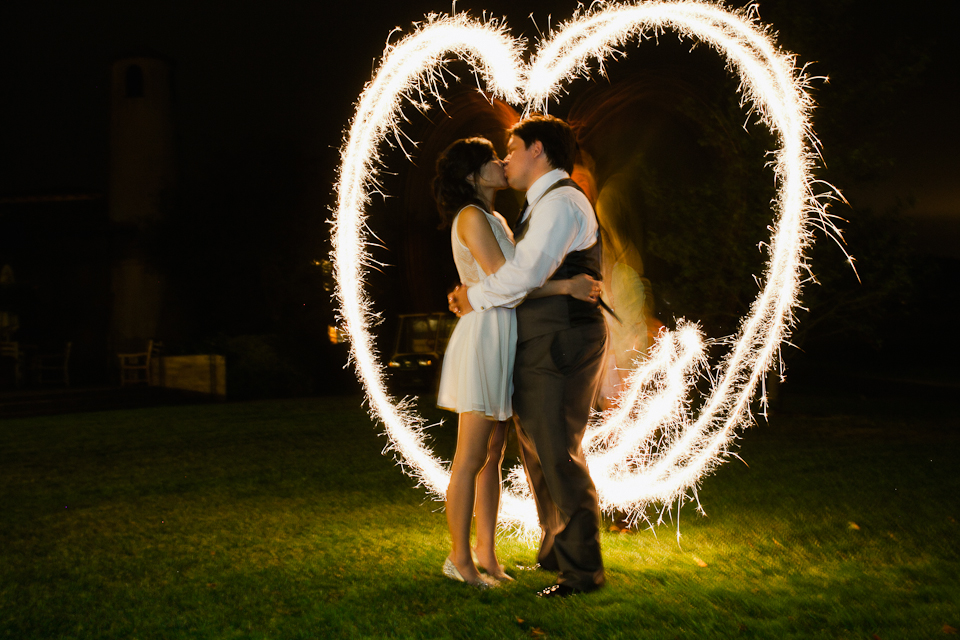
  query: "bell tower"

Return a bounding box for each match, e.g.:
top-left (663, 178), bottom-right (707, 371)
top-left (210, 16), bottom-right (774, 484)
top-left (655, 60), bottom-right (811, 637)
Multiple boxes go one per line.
top-left (106, 56), bottom-right (175, 352)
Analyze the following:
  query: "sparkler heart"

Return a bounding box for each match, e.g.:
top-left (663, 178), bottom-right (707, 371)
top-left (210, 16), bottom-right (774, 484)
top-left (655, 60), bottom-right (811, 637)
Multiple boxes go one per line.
top-left (332, 1), bottom-right (829, 535)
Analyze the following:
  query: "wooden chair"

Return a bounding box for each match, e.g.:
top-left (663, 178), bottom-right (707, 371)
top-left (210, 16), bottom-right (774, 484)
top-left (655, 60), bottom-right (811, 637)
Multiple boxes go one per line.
top-left (118, 340), bottom-right (162, 386)
top-left (0, 341), bottom-right (22, 388)
top-left (30, 341), bottom-right (72, 386)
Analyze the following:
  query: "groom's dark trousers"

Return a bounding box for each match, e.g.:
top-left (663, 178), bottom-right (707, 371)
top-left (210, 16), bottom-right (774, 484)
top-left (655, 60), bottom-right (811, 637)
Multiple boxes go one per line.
top-left (510, 176), bottom-right (607, 591)
top-left (514, 322), bottom-right (606, 590)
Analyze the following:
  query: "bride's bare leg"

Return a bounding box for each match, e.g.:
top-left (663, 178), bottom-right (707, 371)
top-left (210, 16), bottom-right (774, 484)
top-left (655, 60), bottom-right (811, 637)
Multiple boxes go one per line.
top-left (474, 420), bottom-right (512, 580)
top-left (446, 411), bottom-right (495, 584)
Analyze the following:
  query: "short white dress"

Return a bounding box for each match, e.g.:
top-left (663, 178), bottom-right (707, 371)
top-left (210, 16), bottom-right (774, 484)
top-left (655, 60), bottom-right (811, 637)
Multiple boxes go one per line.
top-left (437, 206), bottom-right (517, 421)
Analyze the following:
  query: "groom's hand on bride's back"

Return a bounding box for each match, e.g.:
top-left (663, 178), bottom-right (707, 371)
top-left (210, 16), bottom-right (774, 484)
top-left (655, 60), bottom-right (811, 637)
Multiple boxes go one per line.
top-left (447, 284), bottom-right (474, 318)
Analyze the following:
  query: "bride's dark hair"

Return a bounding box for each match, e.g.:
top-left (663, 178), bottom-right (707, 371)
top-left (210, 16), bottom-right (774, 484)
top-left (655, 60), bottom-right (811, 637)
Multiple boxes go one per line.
top-left (433, 137), bottom-right (496, 228)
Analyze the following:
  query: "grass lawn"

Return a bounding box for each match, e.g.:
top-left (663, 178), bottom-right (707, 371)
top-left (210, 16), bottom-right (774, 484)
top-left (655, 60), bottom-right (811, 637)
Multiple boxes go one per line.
top-left (1, 387), bottom-right (958, 639)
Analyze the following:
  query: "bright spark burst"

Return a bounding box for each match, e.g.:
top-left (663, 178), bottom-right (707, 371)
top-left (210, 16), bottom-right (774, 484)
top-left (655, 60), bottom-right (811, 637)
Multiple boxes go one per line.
top-left (331, 2), bottom-right (836, 538)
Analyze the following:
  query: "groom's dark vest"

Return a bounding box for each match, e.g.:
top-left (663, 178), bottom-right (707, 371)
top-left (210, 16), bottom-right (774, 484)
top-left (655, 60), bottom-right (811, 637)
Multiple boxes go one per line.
top-left (514, 178), bottom-right (604, 343)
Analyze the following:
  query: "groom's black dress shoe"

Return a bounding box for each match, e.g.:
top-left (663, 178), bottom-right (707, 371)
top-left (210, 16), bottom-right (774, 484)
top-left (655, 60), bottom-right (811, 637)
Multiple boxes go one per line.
top-left (537, 584), bottom-right (595, 598)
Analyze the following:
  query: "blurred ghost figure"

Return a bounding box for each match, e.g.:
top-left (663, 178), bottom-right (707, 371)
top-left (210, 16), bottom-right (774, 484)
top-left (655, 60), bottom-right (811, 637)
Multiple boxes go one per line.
top-left (593, 171), bottom-right (662, 409)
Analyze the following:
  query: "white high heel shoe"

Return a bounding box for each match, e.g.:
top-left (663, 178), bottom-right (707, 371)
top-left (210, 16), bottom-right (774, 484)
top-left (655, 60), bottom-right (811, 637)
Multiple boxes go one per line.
top-left (442, 557), bottom-right (497, 588)
top-left (471, 547), bottom-right (514, 582)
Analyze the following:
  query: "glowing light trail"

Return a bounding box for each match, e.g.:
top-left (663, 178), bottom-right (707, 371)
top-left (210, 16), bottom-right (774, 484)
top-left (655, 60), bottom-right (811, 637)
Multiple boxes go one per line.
top-left (333, 16), bottom-right (523, 500)
top-left (331, 2), bottom-right (835, 537)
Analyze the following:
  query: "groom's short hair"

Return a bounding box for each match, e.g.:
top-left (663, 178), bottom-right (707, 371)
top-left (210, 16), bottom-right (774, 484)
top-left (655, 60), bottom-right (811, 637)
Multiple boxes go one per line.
top-left (509, 114), bottom-right (577, 174)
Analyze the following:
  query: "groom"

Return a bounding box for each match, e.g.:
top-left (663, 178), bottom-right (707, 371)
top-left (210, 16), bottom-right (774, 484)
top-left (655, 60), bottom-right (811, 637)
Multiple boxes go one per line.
top-left (448, 114), bottom-right (607, 597)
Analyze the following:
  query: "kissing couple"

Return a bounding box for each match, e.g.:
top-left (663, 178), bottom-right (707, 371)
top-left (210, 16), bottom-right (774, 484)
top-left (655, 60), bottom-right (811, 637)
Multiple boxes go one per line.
top-left (435, 114), bottom-right (608, 598)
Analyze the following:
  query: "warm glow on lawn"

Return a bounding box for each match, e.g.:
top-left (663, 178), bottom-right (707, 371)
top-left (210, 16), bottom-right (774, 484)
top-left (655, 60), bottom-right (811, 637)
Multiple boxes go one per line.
top-left (331, 2), bottom-right (837, 538)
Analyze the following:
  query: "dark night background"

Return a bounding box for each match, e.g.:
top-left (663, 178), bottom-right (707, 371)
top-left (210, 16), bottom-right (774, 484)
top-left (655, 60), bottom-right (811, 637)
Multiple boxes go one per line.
top-left (1, 0), bottom-right (957, 399)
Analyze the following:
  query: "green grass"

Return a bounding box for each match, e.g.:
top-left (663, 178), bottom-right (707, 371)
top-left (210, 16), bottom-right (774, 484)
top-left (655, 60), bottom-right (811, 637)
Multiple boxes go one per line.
top-left (1, 393), bottom-right (958, 639)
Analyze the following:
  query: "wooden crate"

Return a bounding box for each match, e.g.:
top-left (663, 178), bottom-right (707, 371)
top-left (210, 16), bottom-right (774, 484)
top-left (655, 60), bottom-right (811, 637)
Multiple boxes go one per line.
top-left (158, 355), bottom-right (225, 397)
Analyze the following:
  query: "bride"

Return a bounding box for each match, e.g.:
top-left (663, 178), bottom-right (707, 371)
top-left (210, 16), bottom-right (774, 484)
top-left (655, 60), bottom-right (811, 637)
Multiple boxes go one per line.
top-left (433, 137), bottom-right (601, 587)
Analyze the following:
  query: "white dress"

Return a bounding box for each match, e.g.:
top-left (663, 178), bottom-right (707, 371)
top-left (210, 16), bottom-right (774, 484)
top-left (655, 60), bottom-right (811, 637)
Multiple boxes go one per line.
top-left (437, 207), bottom-right (517, 420)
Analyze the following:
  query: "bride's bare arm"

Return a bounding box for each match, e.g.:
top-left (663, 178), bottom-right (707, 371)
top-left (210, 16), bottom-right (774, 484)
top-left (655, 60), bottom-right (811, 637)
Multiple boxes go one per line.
top-left (458, 206), bottom-right (506, 276)
top-left (528, 273), bottom-right (601, 302)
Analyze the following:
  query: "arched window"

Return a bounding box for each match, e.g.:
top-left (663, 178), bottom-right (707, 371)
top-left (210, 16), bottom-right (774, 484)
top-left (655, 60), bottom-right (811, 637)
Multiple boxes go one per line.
top-left (125, 64), bottom-right (144, 98)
